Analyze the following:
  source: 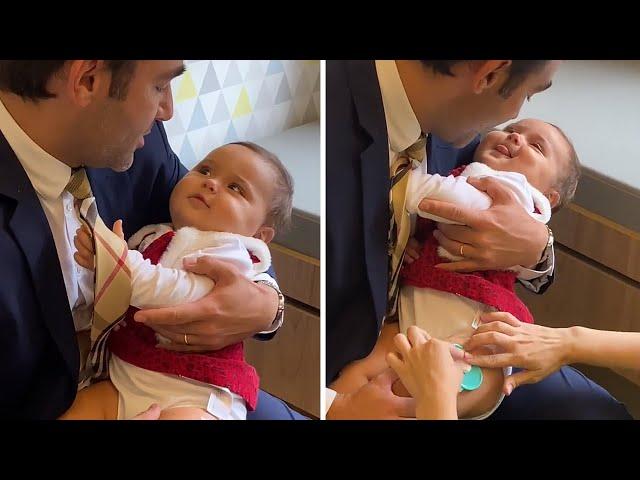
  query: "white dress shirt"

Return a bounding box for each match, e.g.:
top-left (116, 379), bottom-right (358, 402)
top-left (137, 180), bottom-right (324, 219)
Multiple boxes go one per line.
top-left (0, 98), bottom-right (94, 334)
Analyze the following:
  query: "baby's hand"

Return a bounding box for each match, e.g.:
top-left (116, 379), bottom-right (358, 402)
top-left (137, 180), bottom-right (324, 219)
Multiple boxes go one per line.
top-left (73, 220), bottom-right (125, 271)
top-left (111, 219), bottom-right (125, 241)
top-left (403, 237), bottom-right (422, 265)
top-left (73, 223), bottom-right (95, 271)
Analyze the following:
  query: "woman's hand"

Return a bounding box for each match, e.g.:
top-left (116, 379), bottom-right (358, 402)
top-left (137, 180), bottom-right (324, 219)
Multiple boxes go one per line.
top-left (386, 326), bottom-right (467, 419)
top-left (463, 311), bottom-right (573, 395)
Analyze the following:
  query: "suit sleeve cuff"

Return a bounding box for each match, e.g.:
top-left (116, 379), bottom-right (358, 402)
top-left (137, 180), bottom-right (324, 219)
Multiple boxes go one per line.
top-left (513, 243), bottom-right (555, 281)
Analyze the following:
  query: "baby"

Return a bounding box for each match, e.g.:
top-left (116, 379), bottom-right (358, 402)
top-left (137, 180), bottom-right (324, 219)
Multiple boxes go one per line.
top-left (331, 118), bottom-right (580, 419)
top-left (61, 141), bottom-right (293, 420)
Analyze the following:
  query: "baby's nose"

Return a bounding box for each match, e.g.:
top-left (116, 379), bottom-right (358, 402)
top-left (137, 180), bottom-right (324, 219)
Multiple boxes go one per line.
top-left (204, 178), bottom-right (218, 192)
top-left (507, 131), bottom-right (522, 145)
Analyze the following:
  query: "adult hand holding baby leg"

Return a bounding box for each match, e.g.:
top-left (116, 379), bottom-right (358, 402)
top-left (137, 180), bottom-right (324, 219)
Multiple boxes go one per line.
top-left (418, 177), bottom-right (548, 272)
top-left (386, 326), bottom-right (466, 420)
top-left (463, 312), bottom-right (573, 395)
top-left (327, 369), bottom-right (417, 420)
top-left (134, 255), bottom-right (279, 351)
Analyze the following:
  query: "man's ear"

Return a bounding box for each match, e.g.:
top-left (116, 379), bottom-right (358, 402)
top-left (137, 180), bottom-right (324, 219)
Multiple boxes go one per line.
top-left (469, 60), bottom-right (512, 94)
top-left (546, 189), bottom-right (561, 209)
top-left (65, 60), bottom-right (110, 107)
top-left (254, 226), bottom-right (275, 244)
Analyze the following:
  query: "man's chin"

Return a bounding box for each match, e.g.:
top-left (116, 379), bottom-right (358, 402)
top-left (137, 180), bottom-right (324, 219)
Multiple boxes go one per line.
top-left (433, 128), bottom-right (478, 149)
top-left (110, 156), bottom-right (135, 172)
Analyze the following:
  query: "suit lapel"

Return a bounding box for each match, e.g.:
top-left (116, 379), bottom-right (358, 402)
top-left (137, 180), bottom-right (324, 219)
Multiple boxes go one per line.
top-left (0, 133), bottom-right (78, 378)
top-left (346, 60), bottom-right (390, 325)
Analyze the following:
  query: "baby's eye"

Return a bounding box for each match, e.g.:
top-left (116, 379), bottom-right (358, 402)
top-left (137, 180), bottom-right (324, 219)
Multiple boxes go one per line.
top-left (228, 183), bottom-right (244, 195)
top-left (198, 166), bottom-right (211, 176)
top-left (532, 143), bottom-right (544, 154)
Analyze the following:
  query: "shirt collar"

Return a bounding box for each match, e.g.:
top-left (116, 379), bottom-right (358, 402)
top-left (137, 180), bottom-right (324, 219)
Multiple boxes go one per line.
top-left (0, 96), bottom-right (71, 200)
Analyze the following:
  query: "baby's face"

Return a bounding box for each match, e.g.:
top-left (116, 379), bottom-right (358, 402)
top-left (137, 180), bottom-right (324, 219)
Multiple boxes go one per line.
top-left (169, 144), bottom-right (275, 238)
top-left (474, 119), bottom-right (570, 197)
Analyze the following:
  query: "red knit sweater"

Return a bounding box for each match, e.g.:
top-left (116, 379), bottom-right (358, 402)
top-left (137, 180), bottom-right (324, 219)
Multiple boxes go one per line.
top-left (107, 231), bottom-right (259, 410)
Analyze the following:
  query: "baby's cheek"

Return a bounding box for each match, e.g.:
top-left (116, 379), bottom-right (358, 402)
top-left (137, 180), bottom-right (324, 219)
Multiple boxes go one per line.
top-left (473, 143), bottom-right (488, 160)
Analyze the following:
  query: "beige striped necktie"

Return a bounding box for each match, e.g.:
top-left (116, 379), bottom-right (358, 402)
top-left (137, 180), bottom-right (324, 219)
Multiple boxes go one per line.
top-left (387, 133), bottom-right (427, 316)
top-left (66, 168), bottom-right (132, 379)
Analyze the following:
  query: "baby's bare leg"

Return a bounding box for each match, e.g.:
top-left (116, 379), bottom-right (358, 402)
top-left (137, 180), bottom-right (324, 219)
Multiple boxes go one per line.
top-left (390, 333), bottom-right (504, 419)
top-left (441, 332), bottom-right (503, 419)
top-left (330, 320), bottom-right (504, 419)
top-left (159, 407), bottom-right (217, 420)
top-left (59, 380), bottom-right (119, 420)
top-left (60, 380), bottom-right (220, 420)
top-left (330, 322), bottom-right (400, 394)
top-left (455, 350), bottom-right (503, 419)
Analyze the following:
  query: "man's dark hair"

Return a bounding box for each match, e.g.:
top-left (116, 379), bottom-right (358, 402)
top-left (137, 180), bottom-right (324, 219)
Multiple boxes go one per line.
top-left (0, 60), bottom-right (137, 101)
top-left (420, 60), bottom-right (549, 98)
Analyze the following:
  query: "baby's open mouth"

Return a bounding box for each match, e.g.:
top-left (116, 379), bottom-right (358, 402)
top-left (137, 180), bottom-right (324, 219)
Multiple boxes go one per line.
top-left (495, 144), bottom-right (511, 157)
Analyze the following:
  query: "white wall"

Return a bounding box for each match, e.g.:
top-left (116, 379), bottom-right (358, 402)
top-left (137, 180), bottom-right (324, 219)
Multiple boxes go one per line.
top-left (164, 60), bottom-right (320, 169)
top-left (504, 60), bottom-right (640, 190)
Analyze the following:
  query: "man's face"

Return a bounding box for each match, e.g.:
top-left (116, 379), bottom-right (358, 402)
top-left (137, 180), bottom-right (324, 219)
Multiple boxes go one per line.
top-left (78, 60), bottom-right (185, 172)
top-left (428, 61), bottom-right (562, 148)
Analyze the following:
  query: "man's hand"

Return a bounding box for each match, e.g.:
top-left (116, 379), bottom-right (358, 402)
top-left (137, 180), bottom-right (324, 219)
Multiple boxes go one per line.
top-left (327, 369), bottom-right (416, 420)
top-left (417, 176), bottom-right (548, 272)
top-left (133, 256), bottom-right (279, 351)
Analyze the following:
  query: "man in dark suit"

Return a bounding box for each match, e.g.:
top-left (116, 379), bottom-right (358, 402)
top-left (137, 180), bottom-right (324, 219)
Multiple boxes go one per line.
top-left (326, 60), bottom-right (631, 419)
top-left (0, 60), bottom-right (304, 419)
